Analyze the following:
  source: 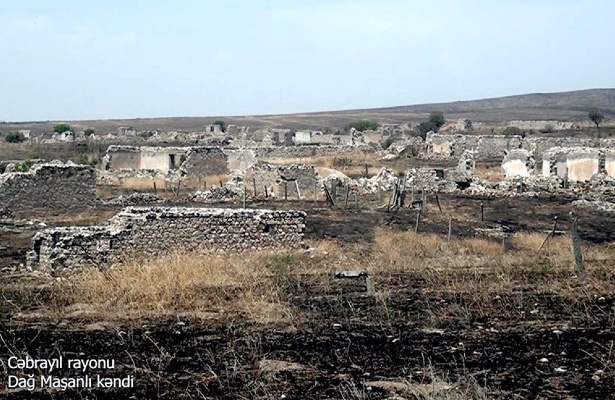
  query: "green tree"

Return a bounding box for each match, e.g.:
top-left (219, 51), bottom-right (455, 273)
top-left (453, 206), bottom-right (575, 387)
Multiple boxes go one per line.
top-left (213, 120), bottom-right (226, 132)
top-left (502, 126), bottom-right (523, 136)
top-left (4, 131), bottom-right (26, 143)
top-left (53, 124), bottom-right (72, 134)
top-left (588, 109), bottom-right (605, 128)
top-left (84, 128), bottom-right (96, 136)
top-left (428, 112), bottom-right (445, 131)
top-left (346, 120), bottom-right (379, 132)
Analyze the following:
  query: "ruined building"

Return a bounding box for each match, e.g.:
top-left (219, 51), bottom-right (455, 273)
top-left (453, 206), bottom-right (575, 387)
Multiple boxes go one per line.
top-left (0, 162), bottom-right (96, 214)
top-left (28, 207), bottom-right (306, 271)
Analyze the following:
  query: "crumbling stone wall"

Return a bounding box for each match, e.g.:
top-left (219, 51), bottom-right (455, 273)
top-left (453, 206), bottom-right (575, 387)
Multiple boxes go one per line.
top-left (426, 133), bottom-right (520, 160)
top-left (502, 149), bottom-right (535, 178)
top-left (542, 147), bottom-right (604, 182)
top-left (0, 162), bottom-right (96, 214)
top-left (28, 207), bottom-right (306, 271)
top-left (253, 145), bottom-right (374, 160)
top-left (181, 147), bottom-right (229, 177)
top-left (244, 163), bottom-right (320, 200)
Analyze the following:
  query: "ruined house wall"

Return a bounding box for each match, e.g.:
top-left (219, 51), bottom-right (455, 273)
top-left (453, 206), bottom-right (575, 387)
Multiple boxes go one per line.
top-left (566, 151), bottom-right (600, 182)
top-left (0, 163), bottom-right (96, 213)
top-left (501, 149), bottom-right (534, 178)
top-left (225, 149), bottom-right (257, 171)
top-left (28, 207), bottom-right (306, 271)
top-left (428, 134), bottom-right (517, 159)
top-left (182, 147), bottom-right (229, 176)
top-left (254, 145), bottom-right (373, 160)
top-left (245, 163), bottom-right (320, 200)
top-left (542, 148), bottom-right (603, 182)
top-left (107, 149), bottom-right (140, 170)
top-left (477, 136), bottom-right (522, 159)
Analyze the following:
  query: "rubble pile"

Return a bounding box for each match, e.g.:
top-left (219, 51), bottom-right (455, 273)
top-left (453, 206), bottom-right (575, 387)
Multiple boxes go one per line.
top-left (103, 193), bottom-right (163, 206)
top-left (356, 168), bottom-right (398, 194)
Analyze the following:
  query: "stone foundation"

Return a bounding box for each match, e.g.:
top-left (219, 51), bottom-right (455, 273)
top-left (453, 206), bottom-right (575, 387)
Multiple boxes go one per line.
top-left (0, 162), bottom-right (96, 214)
top-left (27, 207), bottom-right (306, 271)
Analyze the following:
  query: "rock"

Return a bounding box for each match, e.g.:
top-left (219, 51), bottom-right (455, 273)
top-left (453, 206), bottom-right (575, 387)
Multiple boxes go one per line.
top-left (259, 359), bottom-right (306, 374)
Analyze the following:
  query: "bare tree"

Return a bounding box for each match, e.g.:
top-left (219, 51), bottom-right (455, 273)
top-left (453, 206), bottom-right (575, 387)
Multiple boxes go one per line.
top-left (588, 109), bottom-right (605, 128)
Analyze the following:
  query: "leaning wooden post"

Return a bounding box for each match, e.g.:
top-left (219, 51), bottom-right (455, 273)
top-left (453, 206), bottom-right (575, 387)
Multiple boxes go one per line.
top-left (295, 180), bottom-right (302, 200)
top-left (570, 212), bottom-right (585, 282)
top-left (153, 181), bottom-right (157, 193)
top-left (323, 183), bottom-right (335, 207)
top-left (364, 163), bottom-right (369, 178)
top-left (538, 216), bottom-right (558, 252)
top-left (252, 177), bottom-right (257, 197)
top-left (447, 216), bottom-right (452, 241)
top-left (480, 201), bottom-right (485, 222)
top-left (435, 191), bottom-right (443, 214)
top-left (284, 181), bottom-right (288, 201)
top-left (414, 207), bottom-right (422, 233)
top-left (264, 185), bottom-right (268, 198)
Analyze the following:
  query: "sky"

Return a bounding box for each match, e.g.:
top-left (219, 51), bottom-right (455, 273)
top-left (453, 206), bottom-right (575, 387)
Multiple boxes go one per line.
top-left (0, 0), bottom-right (614, 122)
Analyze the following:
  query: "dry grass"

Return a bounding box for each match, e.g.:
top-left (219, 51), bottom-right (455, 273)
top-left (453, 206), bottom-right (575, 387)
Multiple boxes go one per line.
top-left (473, 164), bottom-right (504, 183)
top-left (38, 229), bottom-right (615, 324)
top-left (116, 175), bottom-right (229, 192)
top-left (51, 251), bottom-right (303, 323)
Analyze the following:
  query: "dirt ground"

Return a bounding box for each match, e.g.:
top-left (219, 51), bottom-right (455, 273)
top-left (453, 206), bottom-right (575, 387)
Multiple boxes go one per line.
top-left (1, 195), bottom-right (615, 399)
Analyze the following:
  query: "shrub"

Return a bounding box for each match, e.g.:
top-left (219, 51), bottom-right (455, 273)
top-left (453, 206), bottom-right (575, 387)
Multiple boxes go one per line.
top-left (428, 112), bottom-right (445, 130)
top-left (332, 157), bottom-right (353, 169)
top-left (15, 160), bottom-right (35, 172)
top-left (416, 112), bottom-right (446, 135)
top-left (53, 124), bottom-right (72, 134)
top-left (84, 128), bottom-right (95, 136)
top-left (4, 131), bottom-right (26, 143)
top-left (347, 120), bottom-right (379, 132)
top-left (502, 126), bottom-right (522, 136)
top-left (213, 120), bottom-right (226, 132)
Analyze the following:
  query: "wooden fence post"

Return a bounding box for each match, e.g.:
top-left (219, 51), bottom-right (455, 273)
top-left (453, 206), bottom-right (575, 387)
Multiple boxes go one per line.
top-left (538, 216), bottom-right (558, 252)
top-left (435, 191), bottom-right (443, 214)
top-left (570, 212), bottom-right (585, 282)
top-left (295, 180), bottom-right (302, 200)
top-left (414, 208), bottom-right (422, 233)
top-left (480, 201), bottom-right (484, 222)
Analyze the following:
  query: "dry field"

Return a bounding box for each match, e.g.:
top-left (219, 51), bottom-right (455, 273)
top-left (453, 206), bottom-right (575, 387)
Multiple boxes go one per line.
top-left (2, 228), bottom-right (615, 399)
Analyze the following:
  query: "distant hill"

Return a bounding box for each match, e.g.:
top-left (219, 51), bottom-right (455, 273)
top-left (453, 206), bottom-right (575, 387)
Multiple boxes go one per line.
top-left (2, 88), bottom-right (614, 134)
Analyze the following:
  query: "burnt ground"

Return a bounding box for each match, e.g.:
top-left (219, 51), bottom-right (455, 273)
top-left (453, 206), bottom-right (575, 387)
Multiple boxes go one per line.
top-left (1, 195), bottom-right (615, 399)
top-left (1, 277), bottom-right (615, 399)
top-left (2, 194), bottom-right (613, 269)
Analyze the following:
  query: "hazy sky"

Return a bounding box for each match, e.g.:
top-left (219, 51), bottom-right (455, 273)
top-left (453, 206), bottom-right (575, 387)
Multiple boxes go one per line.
top-left (1, 0), bottom-right (614, 121)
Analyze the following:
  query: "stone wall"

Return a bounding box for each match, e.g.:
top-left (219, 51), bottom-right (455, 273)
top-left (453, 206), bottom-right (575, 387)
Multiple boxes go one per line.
top-left (0, 162), bottom-right (96, 214)
top-left (245, 163), bottom-right (320, 200)
top-left (253, 145), bottom-right (374, 160)
top-left (28, 207), bottom-right (306, 271)
top-left (502, 149), bottom-right (534, 178)
top-left (542, 147), bottom-right (605, 182)
top-left (426, 133), bottom-right (520, 160)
